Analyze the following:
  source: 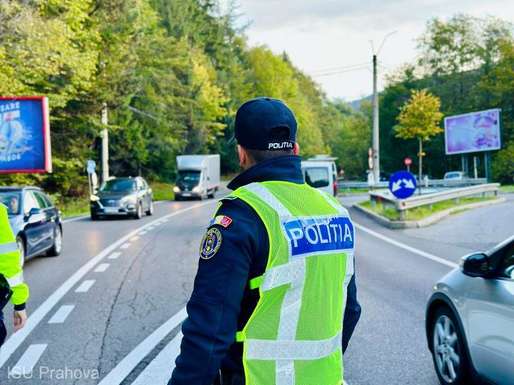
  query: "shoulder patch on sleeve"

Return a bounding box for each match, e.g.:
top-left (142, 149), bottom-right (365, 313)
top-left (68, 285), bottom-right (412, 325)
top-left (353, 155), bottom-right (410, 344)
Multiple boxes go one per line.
top-left (200, 228), bottom-right (223, 260)
top-left (209, 215), bottom-right (233, 229)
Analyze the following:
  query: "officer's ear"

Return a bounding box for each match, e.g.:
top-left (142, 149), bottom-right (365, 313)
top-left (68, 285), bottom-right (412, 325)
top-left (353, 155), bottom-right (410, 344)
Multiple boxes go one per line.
top-left (237, 145), bottom-right (249, 169)
top-left (293, 142), bottom-right (300, 155)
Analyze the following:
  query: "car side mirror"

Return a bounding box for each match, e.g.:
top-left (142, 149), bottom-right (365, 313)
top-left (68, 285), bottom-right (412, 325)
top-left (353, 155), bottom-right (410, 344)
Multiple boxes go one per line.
top-left (462, 253), bottom-right (493, 278)
top-left (29, 207), bottom-right (41, 217)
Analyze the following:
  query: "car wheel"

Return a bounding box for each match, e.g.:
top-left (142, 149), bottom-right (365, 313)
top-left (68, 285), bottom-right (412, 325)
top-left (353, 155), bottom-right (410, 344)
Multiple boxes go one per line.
top-left (16, 236), bottom-right (26, 267)
top-left (91, 211), bottom-right (99, 221)
top-left (430, 307), bottom-right (472, 385)
top-left (47, 226), bottom-right (63, 257)
top-left (134, 202), bottom-right (143, 219)
top-left (146, 200), bottom-right (154, 216)
top-left (208, 190), bottom-right (215, 199)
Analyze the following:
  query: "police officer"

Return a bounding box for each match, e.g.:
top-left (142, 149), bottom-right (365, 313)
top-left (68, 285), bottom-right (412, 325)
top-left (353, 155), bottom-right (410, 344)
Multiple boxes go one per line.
top-left (169, 97), bottom-right (361, 385)
top-left (0, 202), bottom-right (29, 346)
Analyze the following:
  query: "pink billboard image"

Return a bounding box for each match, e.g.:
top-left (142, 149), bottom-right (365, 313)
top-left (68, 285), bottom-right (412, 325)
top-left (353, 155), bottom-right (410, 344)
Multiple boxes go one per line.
top-left (444, 109), bottom-right (501, 155)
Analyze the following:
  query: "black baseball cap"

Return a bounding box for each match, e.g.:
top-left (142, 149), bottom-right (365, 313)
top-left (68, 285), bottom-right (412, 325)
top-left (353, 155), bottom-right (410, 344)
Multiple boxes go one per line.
top-left (233, 97), bottom-right (297, 151)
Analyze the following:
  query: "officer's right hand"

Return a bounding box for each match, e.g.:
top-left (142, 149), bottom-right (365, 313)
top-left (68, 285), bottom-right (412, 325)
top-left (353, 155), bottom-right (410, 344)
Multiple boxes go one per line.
top-left (14, 309), bottom-right (27, 331)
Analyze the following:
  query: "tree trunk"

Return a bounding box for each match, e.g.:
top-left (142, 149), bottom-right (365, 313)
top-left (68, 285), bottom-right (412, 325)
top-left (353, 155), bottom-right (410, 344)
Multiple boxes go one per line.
top-left (418, 138), bottom-right (423, 195)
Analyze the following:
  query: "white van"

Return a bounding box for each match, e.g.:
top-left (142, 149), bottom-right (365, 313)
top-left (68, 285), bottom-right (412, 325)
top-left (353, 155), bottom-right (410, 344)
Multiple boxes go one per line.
top-left (174, 155), bottom-right (220, 200)
top-left (301, 156), bottom-right (338, 196)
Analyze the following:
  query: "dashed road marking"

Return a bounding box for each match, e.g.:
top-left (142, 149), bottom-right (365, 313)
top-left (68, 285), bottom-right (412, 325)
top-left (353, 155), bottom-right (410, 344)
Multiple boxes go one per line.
top-left (120, 243), bottom-right (131, 250)
top-left (108, 252), bottom-right (122, 260)
top-left (131, 332), bottom-right (183, 385)
top-left (75, 280), bottom-right (96, 293)
top-left (98, 307), bottom-right (187, 385)
top-left (130, 236), bottom-right (140, 242)
top-left (354, 223), bottom-right (458, 269)
top-left (48, 305), bottom-right (75, 324)
top-left (94, 263), bottom-right (110, 273)
top-left (139, 231), bottom-right (148, 235)
top-left (8, 344), bottom-right (47, 377)
top-left (0, 201), bottom-right (215, 369)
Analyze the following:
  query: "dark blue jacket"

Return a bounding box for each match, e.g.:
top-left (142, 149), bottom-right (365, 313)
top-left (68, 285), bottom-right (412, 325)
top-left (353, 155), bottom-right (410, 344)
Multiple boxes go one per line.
top-left (169, 156), bottom-right (361, 385)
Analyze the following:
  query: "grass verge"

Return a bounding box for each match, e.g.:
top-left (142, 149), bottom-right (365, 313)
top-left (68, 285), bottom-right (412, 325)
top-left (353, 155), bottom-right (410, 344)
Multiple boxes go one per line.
top-left (500, 184), bottom-right (514, 193)
top-left (359, 196), bottom-right (496, 221)
top-left (151, 182), bottom-right (175, 201)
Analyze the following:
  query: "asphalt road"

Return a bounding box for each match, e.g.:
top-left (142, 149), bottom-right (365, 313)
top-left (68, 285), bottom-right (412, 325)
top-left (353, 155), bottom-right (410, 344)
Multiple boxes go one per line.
top-left (1, 193), bottom-right (512, 384)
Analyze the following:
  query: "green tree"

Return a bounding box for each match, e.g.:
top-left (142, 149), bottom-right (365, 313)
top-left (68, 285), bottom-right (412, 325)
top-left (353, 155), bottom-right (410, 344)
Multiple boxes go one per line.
top-left (395, 90), bottom-right (444, 184)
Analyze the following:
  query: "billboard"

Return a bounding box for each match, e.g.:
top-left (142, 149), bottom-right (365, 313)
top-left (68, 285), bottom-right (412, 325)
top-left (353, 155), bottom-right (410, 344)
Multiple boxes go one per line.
top-left (0, 96), bottom-right (52, 173)
top-left (444, 109), bottom-right (501, 155)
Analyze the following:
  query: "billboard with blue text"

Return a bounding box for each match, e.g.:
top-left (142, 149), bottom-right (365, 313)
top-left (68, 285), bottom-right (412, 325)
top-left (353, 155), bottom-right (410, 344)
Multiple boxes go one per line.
top-left (0, 96), bottom-right (52, 173)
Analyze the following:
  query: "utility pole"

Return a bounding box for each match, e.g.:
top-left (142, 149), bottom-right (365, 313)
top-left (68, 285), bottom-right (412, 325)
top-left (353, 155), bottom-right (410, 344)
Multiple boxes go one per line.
top-left (372, 54), bottom-right (380, 185)
top-left (370, 31), bottom-right (396, 186)
top-left (101, 103), bottom-right (109, 183)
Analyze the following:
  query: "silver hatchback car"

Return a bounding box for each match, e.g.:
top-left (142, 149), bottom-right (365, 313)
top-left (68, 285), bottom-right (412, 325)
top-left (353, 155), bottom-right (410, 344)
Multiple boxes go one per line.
top-left (425, 235), bottom-right (514, 385)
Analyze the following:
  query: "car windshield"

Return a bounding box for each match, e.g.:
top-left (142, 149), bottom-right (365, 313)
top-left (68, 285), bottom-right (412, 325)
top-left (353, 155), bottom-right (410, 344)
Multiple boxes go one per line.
top-left (0, 191), bottom-right (21, 215)
top-left (303, 167), bottom-right (330, 188)
top-left (177, 170), bottom-right (201, 184)
top-left (445, 172), bottom-right (461, 179)
top-left (100, 179), bottom-right (136, 192)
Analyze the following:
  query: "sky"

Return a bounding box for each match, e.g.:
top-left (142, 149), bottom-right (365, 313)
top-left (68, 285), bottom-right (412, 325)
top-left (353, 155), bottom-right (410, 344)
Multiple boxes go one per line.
top-left (223, 0), bottom-right (514, 101)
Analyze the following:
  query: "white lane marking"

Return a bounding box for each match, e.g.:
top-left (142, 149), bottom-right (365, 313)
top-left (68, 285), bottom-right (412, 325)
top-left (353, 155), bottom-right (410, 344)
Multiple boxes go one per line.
top-left (94, 263), bottom-right (110, 273)
top-left (75, 280), bottom-right (96, 293)
top-left (131, 332), bottom-right (183, 385)
top-left (8, 344), bottom-right (47, 377)
top-left (0, 201), bottom-right (215, 369)
top-left (354, 223), bottom-right (458, 268)
top-left (130, 236), bottom-right (140, 242)
top-left (120, 243), bottom-right (131, 250)
top-left (98, 307), bottom-right (187, 385)
top-left (62, 215), bottom-right (88, 224)
top-left (48, 305), bottom-right (75, 324)
top-left (139, 231), bottom-right (148, 236)
top-left (108, 252), bottom-right (122, 260)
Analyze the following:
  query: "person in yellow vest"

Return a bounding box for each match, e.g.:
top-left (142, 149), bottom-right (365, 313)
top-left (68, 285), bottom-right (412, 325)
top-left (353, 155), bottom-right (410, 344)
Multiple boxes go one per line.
top-left (169, 97), bottom-right (360, 385)
top-left (0, 202), bottom-right (29, 346)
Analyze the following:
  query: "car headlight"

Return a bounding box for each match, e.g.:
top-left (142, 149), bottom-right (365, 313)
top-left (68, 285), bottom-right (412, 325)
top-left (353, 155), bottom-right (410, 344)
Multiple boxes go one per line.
top-left (192, 186), bottom-right (201, 193)
top-left (90, 195), bottom-right (100, 202)
top-left (121, 196), bottom-right (137, 205)
top-left (173, 186), bottom-right (181, 193)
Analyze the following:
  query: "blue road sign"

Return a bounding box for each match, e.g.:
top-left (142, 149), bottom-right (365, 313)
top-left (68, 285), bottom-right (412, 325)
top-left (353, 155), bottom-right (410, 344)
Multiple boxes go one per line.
top-left (389, 171), bottom-right (417, 199)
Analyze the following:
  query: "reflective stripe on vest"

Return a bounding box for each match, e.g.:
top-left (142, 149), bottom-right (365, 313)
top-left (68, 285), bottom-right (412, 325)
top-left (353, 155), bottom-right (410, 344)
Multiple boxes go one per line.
top-left (240, 183), bottom-right (351, 385)
top-left (0, 241), bottom-right (18, 255)
top-left (246, 331), bottom-right (343, 361)
top-left (6, 272), bottom-right (24, 287)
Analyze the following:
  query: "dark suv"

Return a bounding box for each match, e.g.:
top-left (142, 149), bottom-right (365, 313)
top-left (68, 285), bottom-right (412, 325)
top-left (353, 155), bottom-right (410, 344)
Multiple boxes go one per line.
top-left (0, 187), bottom-right (63, 261)
top-left (90, 177), bottom-right (153, 220)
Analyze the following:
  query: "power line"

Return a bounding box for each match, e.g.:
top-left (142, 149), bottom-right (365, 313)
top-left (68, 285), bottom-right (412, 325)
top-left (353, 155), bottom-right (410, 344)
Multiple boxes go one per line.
top-left (309, 61), bottom-right (370, 75)
top-left (311, 65), bottom-right (371, 78)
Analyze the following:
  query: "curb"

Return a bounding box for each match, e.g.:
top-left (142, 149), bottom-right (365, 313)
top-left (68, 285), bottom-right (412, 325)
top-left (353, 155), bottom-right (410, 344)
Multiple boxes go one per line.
top-left (352, 197), bottom-right (506, 229)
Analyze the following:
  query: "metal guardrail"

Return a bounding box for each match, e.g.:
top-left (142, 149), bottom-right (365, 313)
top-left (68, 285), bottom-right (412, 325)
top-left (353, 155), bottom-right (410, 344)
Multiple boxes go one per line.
top-left (369, 183), bottom-right (500, 220)
top-left (338, 178), bottom-right (488, 190)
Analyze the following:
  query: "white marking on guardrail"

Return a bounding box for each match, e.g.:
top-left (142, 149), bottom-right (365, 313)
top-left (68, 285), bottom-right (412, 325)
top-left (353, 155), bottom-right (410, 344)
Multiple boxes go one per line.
top-left (120, 243), bottom-right (131, 250)
top-left (131, 332), bottom-right (183, 385)
top-left (0, 201), bottom-right (215, 369)
top-left (48, 305), bottom-right (75, 324)
top-left (94, 263), bottom-right (110, 273)
top-left (98, 307), bottom-right (187, 385)
top-left (108, 252), bottom-right (122, 260)
top-left (75, 280), bottom-right (96, 293)
top-left (8, 344), bottom-right (47, 377)
top-left (354, 223), bottom-right (458, 268)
